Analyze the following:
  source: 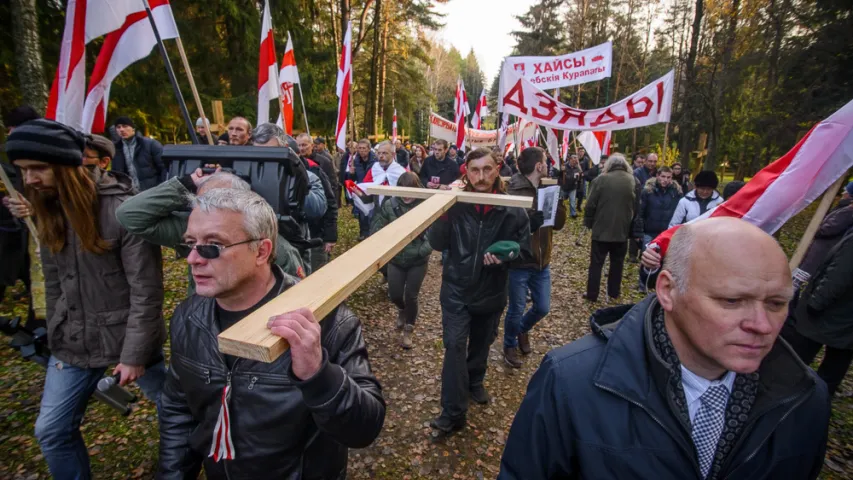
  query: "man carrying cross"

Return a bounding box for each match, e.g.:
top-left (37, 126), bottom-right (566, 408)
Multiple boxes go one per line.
top-left (427, 148), bottom-right (531, 434)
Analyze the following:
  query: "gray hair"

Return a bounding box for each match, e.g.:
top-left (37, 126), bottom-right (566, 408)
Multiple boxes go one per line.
top-left (662, 224), bottom-right (696, 294)
top-left (603, 153), bottom-right (629, 173)
top-left (199, 172), bottom-right (250, 191)
top-left (251, 123), bottom-right (286, 147)
top-left (193, 188), bottom-right (278, 263)
top-left (376, 140), bottom-right (393, 151)
top-left (647, 153), bottom-right (659, 161)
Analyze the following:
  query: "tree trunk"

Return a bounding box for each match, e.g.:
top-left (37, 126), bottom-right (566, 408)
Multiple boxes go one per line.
top-left (339, 0), bottom-right (350, 53)
top-left (11, 0), bottom-right (47, 113)
top-left (376, 2), bottom-right (390, 134)
top-left (705, 0), bottom-right (740, 171)
top-left (365, 0), bottom-right (381, 135)
top-left (676, 0), bottom-right (704, 164)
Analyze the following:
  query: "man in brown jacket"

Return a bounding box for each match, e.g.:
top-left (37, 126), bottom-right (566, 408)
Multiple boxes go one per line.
top-left (4, 119), bottom-right (165, 480)
top-left (503, 147), bottom-right (567, 367)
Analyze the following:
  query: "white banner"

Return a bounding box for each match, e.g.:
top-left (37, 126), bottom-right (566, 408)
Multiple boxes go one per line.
top-left (503, 42), bottom-right (612, 90)
top-left (429, 112), bottom-right (537, 149)
top-left (498, 69), bottom-right (674, 131)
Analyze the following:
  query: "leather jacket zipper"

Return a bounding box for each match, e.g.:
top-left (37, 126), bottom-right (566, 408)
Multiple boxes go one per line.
top-left (596, 383), bottom-right (703, 478)
top-left (720, 385), bottom-right (814, 479)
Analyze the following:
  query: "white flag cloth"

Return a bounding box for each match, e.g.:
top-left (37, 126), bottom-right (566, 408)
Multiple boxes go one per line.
top-left (82, 0), bottom-right (178, 134)
top-left (257, 0), bottom-right (279, 125)
top-left (576, 130), bottom-right (611, 165)
top-left (336, 22), bottom-right (353, 150)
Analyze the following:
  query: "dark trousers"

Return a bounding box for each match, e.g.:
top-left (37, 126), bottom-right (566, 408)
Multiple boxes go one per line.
top-left (586, 240), bottom-right (628, 301)
top-left (628, 238), bottom-right (640, 261)
top-left (387, 262), bottom-right (428, 325)
top-left (309, 246), bottom-right (329, 274)
top-left (781, 322), bottom-right (853, 397)
top-left (357, 211), bottom-right (371, 238)
top-left (440, 306), bottom-right (501, 419)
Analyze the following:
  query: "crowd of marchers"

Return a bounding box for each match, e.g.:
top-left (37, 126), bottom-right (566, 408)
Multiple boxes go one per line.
top-left (1, 103), bottom-right (852, 479)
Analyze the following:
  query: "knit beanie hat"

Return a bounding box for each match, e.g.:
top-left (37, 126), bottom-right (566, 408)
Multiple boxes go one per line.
top-left (5, 118), bottom-right (84, 166)
top-left (846, 181), bottom-right (853, 196)
top-left (113, 116), bottom-right (135, 128)
top-left (693, 170), bottom-right (719, 189)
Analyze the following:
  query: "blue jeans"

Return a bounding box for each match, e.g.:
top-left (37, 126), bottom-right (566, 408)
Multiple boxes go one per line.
top-left (35, 355), bottom-right (166, 480)
top-left (503, 266), bottom-right (552, 348)
top-left (563, 189), bottom-right (577, 216)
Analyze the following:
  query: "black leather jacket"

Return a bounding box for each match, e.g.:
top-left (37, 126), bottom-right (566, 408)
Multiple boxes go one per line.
top-left (428, 199), bottom-right (530, 315)
top-left (158, 267), bottom-right (385, 479)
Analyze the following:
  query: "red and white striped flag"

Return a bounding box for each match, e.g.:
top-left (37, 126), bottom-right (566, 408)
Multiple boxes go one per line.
top-left (498, 113), bottom-right (510, 154)
top-left (576, 130), bottom-right (611, 165)
top-left (257, 0), bottom-right (279, 126)
top-left (48, 0), bottom-right (148, 130)
top-left (471, 89), bottom-right (488, 130)
top-left (454, 77), bottom-right (470, 150)
top-left (650, 99), bottom-right (853, 257)
top-left (82, 0), bottom-right (178, 134)
top-left (276, 32), bottom-right (299, 134)
top-left (335, 22), bottom-right (352, 151)
top-left (392, 109), bottom-right (398, 143)
top-left (546, 127), bottom-right (560, 169)
top-left (561, 130), bottom-right (571, 162)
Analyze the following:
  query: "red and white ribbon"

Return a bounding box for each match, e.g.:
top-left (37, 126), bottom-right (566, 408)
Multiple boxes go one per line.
top-left (209, 385), bottom-right (235, 461)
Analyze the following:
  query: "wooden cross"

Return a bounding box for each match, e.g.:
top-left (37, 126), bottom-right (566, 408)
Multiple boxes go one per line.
top-left (218, 185), bottom-right (533, 362)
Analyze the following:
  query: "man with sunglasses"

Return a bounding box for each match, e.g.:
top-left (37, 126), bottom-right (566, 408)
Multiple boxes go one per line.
top-left (159, 188), bottom-right (385, 478)
top-left (116, 168), bottom-right (307, 288)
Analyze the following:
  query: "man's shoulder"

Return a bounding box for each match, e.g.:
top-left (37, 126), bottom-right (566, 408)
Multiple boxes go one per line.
top-left (537, 334), bottom-right (608, 395)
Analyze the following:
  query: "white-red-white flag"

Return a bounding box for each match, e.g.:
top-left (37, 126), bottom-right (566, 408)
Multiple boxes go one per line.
top-left (454, 78), bottom-right (470, 150)
top-left (561, 130), bottom-right (571, 162)
top-left (336, 22), bottom-right (352, 151)
top-left (471, 89), bottom-right (488, 130)
top-left (649, 98), bottom-right (853, 258)
top-left (257, 0), bottom-right (279, 126)
top-left (276, 31), bottom-right (299, 134)
top-left (82, 0), bottom-right (178, 134)
top-left (48, 0), bottom-right (148, 130)
top-left (392, 109), bottom-right (398, 143)
top-left (46, 0), bottom-right (87, 130)
top-left (546, 127), bottom-right (560, 168)
top-left (497, 113), bottom-right (510, 154)
top-left (576, 130), bottom-right (611, 165)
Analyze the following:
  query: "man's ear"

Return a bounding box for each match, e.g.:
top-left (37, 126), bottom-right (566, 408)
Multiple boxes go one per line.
top-left (256, 238), bottom-right (275, 265)
top-left (100, 157), bottom-right (111, 170)
top-left (656, 270), bottom-right (677, 312)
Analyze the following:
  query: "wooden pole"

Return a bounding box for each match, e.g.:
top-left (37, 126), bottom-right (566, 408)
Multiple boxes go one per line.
top-left (788, 175), bottom-right (847, 270)
top-left (662, 122), bottom-right (670, 162)
top-left (174, 37), bottom-right (214, 145)
top-left (296, 80), bottom-right (310, 136)
top-left (0, 166), bottom-right (39, 247)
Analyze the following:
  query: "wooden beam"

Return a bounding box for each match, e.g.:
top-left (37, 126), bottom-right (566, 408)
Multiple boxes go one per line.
top-left (218, 193), bottom-right (457, 362)
top-left (0, 165), bottom-right (39, 248)
top-left (364, 185), bottom-right (534, 209)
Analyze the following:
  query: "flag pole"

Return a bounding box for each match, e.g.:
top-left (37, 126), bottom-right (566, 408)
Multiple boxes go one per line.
top-left (174, 37), bottom-right (214, 145)
top-left (142, 0), bottom-right (198, 144)
top-left (0, 167), bottom-right (38, 247)
top-left (296, 80), bottom-right (310, 136)
top-left (662, 122), bottom-right (670, 161)
top-left (788, 175), bottom-right (847, 270)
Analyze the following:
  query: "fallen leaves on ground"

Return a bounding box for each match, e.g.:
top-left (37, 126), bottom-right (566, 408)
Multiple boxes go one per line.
top-left (1, 198), bottom-right (851, 479)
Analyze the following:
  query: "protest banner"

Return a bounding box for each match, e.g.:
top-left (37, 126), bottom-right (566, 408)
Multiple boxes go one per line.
top-left (498, 69), bottom-right (674, 132)
top-left (429, 112), bottom-right (537, 148)
top-left (503, 42), bottom-right (612, 90)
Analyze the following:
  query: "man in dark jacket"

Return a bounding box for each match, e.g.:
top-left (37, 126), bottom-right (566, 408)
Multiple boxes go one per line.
top-left (447, 145), bottom-right (462, 166)
top-left (6, 120), bottom-right (166, 479)
top-left (503, 148), bottom-right (566, 368)
top-left (634, 151), bottom-right (658, 185)
top-left (583, 154), bottom-right (636, 302)
top-left (576, 148), bottom-right (591, 210)
top-left (561, 154), bottom-right (583, 217)
top-left (395, 139), bottom-right (410, 168)
top-left (159, 188), bottom-right (385, 479)
top-left (296, 133), bottom-right (339, 271)
top-left (634, 166), bottom-right (682, 292)
top-left (346, 138), bottom-right (378, 239)
top-left (111, 115), bottom-right (165, 191)
top-left (419, 139), bottom-right (460, 189)
top-left (427, 148), bottom-right (530, 435)
top-left (500, 217), bottom-right (830, 480)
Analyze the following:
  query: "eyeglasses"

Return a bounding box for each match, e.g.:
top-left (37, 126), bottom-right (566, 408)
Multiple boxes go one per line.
top-left (179, 238), bottom-right (259, 259)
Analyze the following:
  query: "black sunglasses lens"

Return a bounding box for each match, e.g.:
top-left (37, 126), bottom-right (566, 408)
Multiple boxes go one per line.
top-left (196, 245), bottom-right (220, 259)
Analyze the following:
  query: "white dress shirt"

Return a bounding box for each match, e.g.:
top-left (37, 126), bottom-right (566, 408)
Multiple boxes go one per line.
top-left (680, 365), bottom-right (736, 423)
